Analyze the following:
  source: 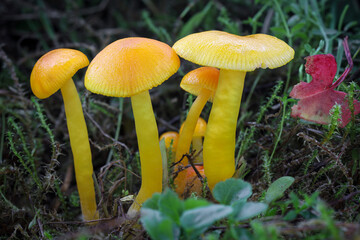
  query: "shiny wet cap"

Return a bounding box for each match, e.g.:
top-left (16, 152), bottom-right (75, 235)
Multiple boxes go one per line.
top-left (180, 67), bottom-right (219, 102)
top-left (85, 37), bottom-right (180, 97)
top-left (31, 49), bottom-right (89, 99)
top-left (173, 31), bottom-right (294, 71)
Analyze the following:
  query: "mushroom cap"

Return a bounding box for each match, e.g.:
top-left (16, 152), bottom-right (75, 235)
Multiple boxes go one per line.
top-left (159, 131), bottom-right (179, 150)
top-left (173, 30), bottom-right (294, 71)
top-left (180, 117), bottom-right (207, 137)
top-left (193, 117), bottom-right (207, 137)
top-left (181, 67), bottom-right (219, 102)
top-left (30, 49), bottom-right (89, 99)
top-left (85, 37), bottom-right (180, 97)
top-left (175, 165), bottom-right (205, 197)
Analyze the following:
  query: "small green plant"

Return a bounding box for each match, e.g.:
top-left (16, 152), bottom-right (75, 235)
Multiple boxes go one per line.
top-left (140, 177), bottom-right (295, 239)
top-left (282, 191), bottom-right (320, 221)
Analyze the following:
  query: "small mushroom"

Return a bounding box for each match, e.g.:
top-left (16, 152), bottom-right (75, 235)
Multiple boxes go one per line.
top-left (159, 131), bottom-right (179, 162)
top-left (175, 67), bottom-right (218, 197)
top-left (85, 38), bottom-right (180, 216)
top-left (178, 117), bottom-right (207, 164)
top-left (176, 118), bottom-right (206, 196)
top-left (175, 67), bottom-right (219, 165)
top-left (30, 49), bottom-right (98, 221)
top-left (173, 31), bottom-right (294, 190)
top-left (175, 165), bottom-right (205, 198)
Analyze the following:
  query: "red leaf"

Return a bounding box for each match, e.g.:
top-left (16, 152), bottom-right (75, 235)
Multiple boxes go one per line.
top-left (290, 54), bottom-right (337, 99)
top-left (290, 38), bottom-right (360, 127)
top-left (291, 89), bottom-right (360, 128)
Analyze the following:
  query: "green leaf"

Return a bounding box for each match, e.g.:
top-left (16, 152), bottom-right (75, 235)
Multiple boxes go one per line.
top-left (143, 193), bottom-right (162, 210)
top-left (223, 226), bottom-right (252, 240)
top-left (270, 26), bottom-right (287, 37)
top-left (28, 209), bottom-right (40, 229)
top-left (159, 189), bottom-right (184, 224)
top-left (180, 205), bottom-right (233, 237)
top-left (141, 208), bottom-right (180, 240)
top-left (178, 2), bottom-right (212, 39)
top-left (265, 176), bottom-right (294, 203)
top-left (159, 139), bottom-right (169, 190)
top-left (184, 198), bottom-right (210, 210)
top-left (231, 202), bottom-right (268, 221)
top-left (283, 209), bottom-right (297, 221)
top-left (304, 43), bottom-right (314, 54)
top-left (213, 178), bottom-right (252, 205)
top-left (43, 231), bottom-right (53, 240)
top-left (291, 22), bottom-right (306, 34)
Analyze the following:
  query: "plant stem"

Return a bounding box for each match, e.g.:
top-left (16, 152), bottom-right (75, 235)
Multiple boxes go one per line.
top-left (268, 96), bottom-right (288, 164)
top-left (106, 98), bottom-right (124, 164)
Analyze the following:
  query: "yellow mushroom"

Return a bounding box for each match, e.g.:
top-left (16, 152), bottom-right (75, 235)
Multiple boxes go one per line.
top-left (159, 131), bottom-right (179, 162)
top-left (175, 67), bottom-right (218, 197)
top-left (84, 38), bottom-right (180, 216)
top-left (178, 117), bottom-right (207, 164)
top-left (175, 164), bottom-right (205, 198)
top-left (160, 131), bottom-right (179, 151)
top-left (175, 67), bottom-right (219, 165)
top-left (176, 118), bottom-right (207, 197)
top-left (30, 49), bottom-right (98, 221)
top-left (173, 31), bottom-right (294, 190)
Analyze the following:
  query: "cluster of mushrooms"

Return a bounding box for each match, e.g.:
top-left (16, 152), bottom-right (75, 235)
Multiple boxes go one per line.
top-left (30, 31), bottom-right (294, 221)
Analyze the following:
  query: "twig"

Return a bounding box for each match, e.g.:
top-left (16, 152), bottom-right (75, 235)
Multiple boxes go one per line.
top-left (330, 190), bottom-right (360, 206)
top-left (3, 0), bottom-right (110, 21)
top-left (85, 111), bottom-right (131, 153)
top-left (331, 36), bottom-right (353, 88)
top-left (47, 216), bottom-right (122, 225)
top-left (37, 217), bottom-right (45, 238)
top-left (297, 132), bottom-right (353, 186)
top-left (99, 160), bottom-right (141, 180)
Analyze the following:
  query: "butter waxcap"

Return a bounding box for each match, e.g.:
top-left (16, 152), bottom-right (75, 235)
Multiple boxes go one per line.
top-left (173, 30), bottom-right (294, 71)
top-left (30, 49), bottom-right (89, 99)
top-left (85, 37), bottom-right (180, 97)
top-left (180, 67), bottom-right (219, 102)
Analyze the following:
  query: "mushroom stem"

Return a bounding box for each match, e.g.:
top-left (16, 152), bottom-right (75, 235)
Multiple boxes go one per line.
top-left (192, 136), bottom-right (203, 164)
top-left (175, 89), bottom-right (210, 197)
top-left (128, 90), bottom-right (162, 214)
top-left (176, 88), bottom-right (211, 164)
top-left (203, 69), bottom-right (246, 190)
top-left (61, 78), bottom-right (98, 221)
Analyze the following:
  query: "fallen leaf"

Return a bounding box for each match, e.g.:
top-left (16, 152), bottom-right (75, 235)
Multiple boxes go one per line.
top-left (290, 38), bottom-right (360, 127)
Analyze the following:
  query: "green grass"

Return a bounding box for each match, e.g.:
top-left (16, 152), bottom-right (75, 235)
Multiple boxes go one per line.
top-left (1, 0), bottom-right (360, 239)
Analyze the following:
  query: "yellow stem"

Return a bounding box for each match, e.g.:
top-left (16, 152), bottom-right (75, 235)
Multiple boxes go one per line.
top-left (203, 70), bottom-right (246, 190)
top-left (175, 89), bottom-right (211, 164)
top-left (192, 136), bottom-right (203, 164)
top-left (175, 89), bottom-right (210, 197)
top-left (127, 90), bottom-right (162, 216)
top-left (61, 79), bottom-right (98, 221)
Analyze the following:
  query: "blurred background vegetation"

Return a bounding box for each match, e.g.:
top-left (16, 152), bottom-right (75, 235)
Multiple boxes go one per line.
top-left (1, 0), bottom-right (360, 239)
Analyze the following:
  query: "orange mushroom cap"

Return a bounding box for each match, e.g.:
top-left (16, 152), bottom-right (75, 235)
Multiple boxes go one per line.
top-left (175, 165), bottom-right (205, 197)
top-left (180, 67), bottom-right (219, 102)
top-left (85, 37), bottom-right (180, 97)
top-left (159, 131), bottom-right (179, 150)
top-left (173, 30), bottom-right (294, 71)
top-left (30, 49), bottom-right (89, 99)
